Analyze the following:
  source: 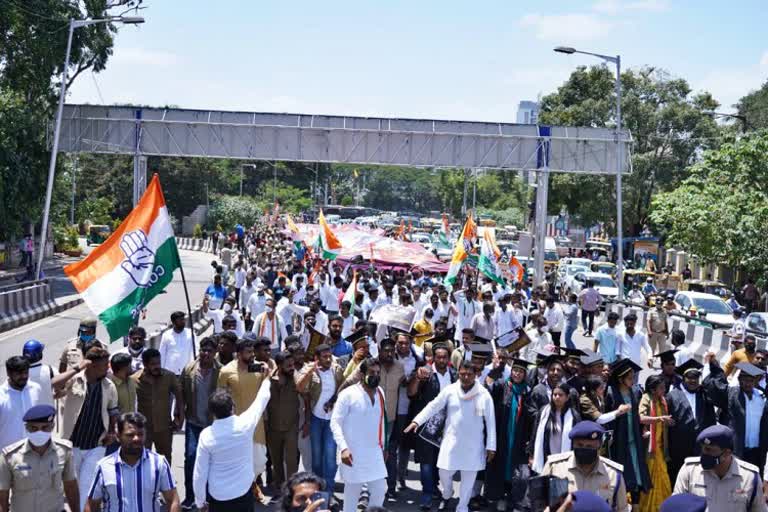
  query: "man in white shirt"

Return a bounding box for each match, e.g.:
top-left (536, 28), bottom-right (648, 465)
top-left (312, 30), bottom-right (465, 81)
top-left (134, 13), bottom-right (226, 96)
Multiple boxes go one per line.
top-left (276, 289), bottom-right (297, 336)
top-left (204, 296), bottom-right (245, 335)
top-left (193, 379), bottom-right (271, 511)
top-left (331, 358), bottom-right (388, 512)
top-left (470, 302), bottom-right (497, 341)
top-left (434, 290), bottom-right (457, 330)
top-left (411, 285), bottom-right (429, 320)
top-left (158, 311), bottom-right (195, 376)
top-left (251, 297), bottom-right (288, 352)
top-left (405, 361), bottom-right (496, 512)
top-left (616, 313), bottom-right (653, 376)
top-left (494, 293), bottom-right (523, 339)
top-left (289, 299), bottom-right (329, 336)
top-left (246, 283), bottom-right (269, 321)
top-left (239, 273), bottom-right (260, 316)
top-left (0, 356), bottom-right (42, 449)
top-left (321, 275), bottom-right (343, 315)
top-left (233, 262), bottom-right (247, 307)
top-left (454, 288), bottom-right (482, 344)
top-left (339, 300), bottom-right (356, 338)
top-left (543, 297), bottom-right (565, 347)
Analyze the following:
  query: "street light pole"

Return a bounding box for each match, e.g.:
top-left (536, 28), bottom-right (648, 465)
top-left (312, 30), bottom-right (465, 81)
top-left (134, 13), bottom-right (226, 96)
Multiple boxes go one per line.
top-left (36, 15), bottom-right (144, 280)
top-left (554, 46), bottom-right (625, 299)
top-left (70, 155), bottom-right (77, 225)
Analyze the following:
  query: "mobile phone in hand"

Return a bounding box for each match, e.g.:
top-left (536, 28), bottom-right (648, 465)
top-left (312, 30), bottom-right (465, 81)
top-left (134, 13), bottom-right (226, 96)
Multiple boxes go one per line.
top-left (248, 361), bottom-right (266, 373)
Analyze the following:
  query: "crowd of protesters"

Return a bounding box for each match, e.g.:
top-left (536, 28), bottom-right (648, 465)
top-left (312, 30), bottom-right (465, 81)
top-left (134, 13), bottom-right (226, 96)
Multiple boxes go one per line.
top-left (1, 220), bottom-right (766, 512)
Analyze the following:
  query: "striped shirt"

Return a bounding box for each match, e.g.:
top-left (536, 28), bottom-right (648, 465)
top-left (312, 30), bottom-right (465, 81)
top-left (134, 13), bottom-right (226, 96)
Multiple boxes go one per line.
top-left (88, 448), bottom-right (175, 512)
top-left (70, 382), bottom-right (104, 450)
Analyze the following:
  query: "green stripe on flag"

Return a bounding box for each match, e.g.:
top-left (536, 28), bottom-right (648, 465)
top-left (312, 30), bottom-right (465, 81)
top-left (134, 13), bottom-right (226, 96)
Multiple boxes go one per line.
top-left (99, 238), bottom-right (181, 341)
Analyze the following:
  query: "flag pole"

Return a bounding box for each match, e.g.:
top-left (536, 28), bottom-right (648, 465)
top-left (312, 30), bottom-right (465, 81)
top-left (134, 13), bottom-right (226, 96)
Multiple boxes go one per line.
top-left (178, 263), bottom-right (197, 359)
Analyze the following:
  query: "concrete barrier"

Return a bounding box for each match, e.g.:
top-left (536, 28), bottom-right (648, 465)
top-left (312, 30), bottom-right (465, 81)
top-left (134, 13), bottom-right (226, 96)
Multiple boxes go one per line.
top-left (175, 237), bottom-right (213, 254)
top-left (146, 301), bottom-right (211, 350)
top-left (0, 280), bottom-right (84, 333)
top-left (604, 301), bottom-right (766, 362)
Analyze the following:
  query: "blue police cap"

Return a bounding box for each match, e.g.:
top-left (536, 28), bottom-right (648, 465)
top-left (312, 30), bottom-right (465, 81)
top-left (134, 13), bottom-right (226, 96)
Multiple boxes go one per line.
top-left (22, 404), bottom-right (56, 423)
top-left (568, 420), bottom-right (605, 441)
top-left (571, 490), bottom-right (610, 512)
top-left (660, 493), bottom-right (706, 512)
top-left (696, 424), bottom-right (734, 450)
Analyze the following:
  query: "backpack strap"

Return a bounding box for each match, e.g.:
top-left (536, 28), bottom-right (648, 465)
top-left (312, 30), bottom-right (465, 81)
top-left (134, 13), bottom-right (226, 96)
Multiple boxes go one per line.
top-left (748, 469), bottom-right (759, 511)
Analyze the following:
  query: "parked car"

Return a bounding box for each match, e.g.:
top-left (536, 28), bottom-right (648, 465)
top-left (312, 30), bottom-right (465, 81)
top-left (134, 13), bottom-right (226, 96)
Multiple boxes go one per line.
top-left (673, 291), bottom-right (735, 327)
top-left (746, 312), bottom-right (768, 335)
top-left (570, 271), bottom-right (619, 300)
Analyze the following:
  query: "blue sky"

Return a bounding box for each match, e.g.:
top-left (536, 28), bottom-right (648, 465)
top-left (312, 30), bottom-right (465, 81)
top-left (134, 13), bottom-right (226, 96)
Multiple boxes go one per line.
top-left (69, 0), bottom-right (767, 122)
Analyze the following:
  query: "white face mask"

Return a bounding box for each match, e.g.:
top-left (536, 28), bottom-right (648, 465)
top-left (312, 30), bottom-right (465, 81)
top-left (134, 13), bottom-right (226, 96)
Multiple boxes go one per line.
top-left (266, 306), bottom-right (274, 313)
top-left (223, 304), bottom-right (232, 312)
top-left (28, 430), bottom-right (51, 447)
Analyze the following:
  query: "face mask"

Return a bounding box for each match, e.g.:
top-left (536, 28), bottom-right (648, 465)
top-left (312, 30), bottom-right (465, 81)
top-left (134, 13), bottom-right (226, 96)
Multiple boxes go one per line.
top-left (28, 430), bottom-right (51, 447)
top-left (700, 453), bottom-right (721, 470)
top-left (365, 375), bottom-right (381, 388)
top-left (573, 447), bottom-right (598, 465)
top-left (128, 345), bottom-right (144, 357)
top-left (224, 304), bottom-right (232, 312)
top-left (266, 306), bottom-right (274, 313)
top-left (79, 333), bottom-right (95, 343)
top-left (746, 343), bottom-right (756, 352)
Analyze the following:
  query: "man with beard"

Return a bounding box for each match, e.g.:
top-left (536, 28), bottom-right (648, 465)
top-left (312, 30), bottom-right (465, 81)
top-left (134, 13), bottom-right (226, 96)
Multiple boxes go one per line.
top-left (0, 357), bottom-right (43, 450)
top-left (331, 358), bottom-right (389, 512)
top-left (703, 359), bottom-right (768, 475)
top-left (326, 315), bottom-right (353, 358)
top-left (406, 360), bottom-right (495, 512)
top-left (114, 326), bottom-right (147, 373)
top-left (133, 348), bottom-right (184, 463)
top-left (60, 346), bottom-right (119, 511)
top-left (266, 351), bottom-right (300, 491)
top-left (527, 355), bottom-right (570, 415)
top-left (665, 357), bottom-right (718, 486)
top-left (86, 412), bottom-right (180, 512)
top-left (406, 343), bottom-right (456, 510)
top-left (252, 297), bottom-right (288, 353)
top-left (724, 334), bottom-right (759, 377)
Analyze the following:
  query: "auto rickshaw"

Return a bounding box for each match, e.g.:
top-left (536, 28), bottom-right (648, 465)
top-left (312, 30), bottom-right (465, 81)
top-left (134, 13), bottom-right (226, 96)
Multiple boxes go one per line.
top-left (591, 261), bottom-right (617, 277)
top-left (622, 269), bottom-right (657, 294)
top-left (86, 225), bottom-right (111, 246)
top-left (680, 278), bottom-right (728, 296)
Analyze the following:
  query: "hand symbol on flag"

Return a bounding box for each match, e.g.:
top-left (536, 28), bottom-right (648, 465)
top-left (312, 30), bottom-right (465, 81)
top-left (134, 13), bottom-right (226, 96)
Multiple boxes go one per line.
top-left (120, 230), bottom-right (155, 288)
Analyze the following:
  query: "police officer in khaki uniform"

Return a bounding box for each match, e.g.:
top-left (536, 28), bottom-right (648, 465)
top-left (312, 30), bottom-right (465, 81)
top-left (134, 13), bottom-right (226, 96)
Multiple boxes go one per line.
top-left (0, 405), bottom-right (79, 512)
top-left (540, 421), bottom-right (629, 512)
top-left (58, 317), bottom-right (106, 373)
top-left (673, 424), bottom-right (765, 512)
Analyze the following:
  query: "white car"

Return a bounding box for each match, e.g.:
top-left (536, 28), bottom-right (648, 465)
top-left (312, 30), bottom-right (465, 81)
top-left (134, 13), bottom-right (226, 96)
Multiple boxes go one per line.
top-left (745, 312), bottom-right (768, 335)
top-left (558, 265), bottom-right (590, 292)
top-left (559, 257), bottom-right (593, 270)
top-left (570, 272), bottom-right (619, 299)
top-left (673, 291), bottom-right (735, 327)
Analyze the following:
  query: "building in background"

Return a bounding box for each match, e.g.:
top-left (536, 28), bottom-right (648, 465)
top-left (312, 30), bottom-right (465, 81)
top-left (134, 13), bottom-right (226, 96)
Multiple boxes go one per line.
top-left (516, 101), bottom-right (539, 125)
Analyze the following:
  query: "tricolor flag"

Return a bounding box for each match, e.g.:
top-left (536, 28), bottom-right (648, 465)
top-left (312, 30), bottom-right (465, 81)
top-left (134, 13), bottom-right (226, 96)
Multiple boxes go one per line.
top-left (509, 256), bottom-right (525, 283)
top-left (445, 214), bottom-right (477, 287)
top-left (272, 201), bottom-right (280, 224)
top-left (342, 270), bottom-right (358, 313)
top-left (65, 175), bottom-right (181, 341)
top-left (478, 229), bottom-right (504, 285)
top-left (316, 210), bottom-right (342, 260)
top-left (285, 213), bottom-right (304, 251)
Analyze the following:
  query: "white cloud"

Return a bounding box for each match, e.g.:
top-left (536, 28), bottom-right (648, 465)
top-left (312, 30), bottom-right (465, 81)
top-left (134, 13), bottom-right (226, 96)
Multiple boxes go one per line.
top-left (695, 51), bottom-right (768, 111)
top-left (519, 13), bottom-right (615, 43)
top-left (111, 47), bottom-right (181, 67)
top-left (592, 0), bottom-right (668, 14)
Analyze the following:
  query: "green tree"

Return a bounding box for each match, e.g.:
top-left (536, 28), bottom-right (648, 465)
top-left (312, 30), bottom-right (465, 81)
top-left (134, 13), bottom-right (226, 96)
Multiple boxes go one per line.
top-left (207, 195), bottom-right (263, 231)
top-left (650, 132), bottom-right (768, 283)
top-left (0, 0), bottom-right (141, 241)
top-left (539, 65), bottom-right (721, 233)
top-left (736, 79), bottom-right (768, 131)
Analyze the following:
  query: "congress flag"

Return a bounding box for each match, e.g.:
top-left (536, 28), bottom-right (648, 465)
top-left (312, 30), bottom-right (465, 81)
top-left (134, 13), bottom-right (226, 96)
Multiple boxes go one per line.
top-left (316, 209), bottom-right (342, 260)
top-left (445, 214), bottom-right (477, 287)
top-left (478, 229), bottom-right (504, 285)
top-left (65, 175), bottom-right (181, 341)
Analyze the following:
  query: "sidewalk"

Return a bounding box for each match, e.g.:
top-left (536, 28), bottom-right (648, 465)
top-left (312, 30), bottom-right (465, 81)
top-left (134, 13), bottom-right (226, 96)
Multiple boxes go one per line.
top-left (0, 253), bottom-right (82, 284)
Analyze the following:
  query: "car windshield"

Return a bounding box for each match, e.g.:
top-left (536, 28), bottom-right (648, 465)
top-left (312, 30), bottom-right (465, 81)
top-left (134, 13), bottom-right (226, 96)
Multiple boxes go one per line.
top-left (591, 277), bottom-right (616, 288)
top-left (692, 297), bottom-right (732, 315)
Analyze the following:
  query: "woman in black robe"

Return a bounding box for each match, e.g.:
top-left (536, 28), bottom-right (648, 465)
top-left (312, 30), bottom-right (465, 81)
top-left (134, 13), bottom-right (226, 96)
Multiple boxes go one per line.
top-left (604, 358), bottom-right (651, 504)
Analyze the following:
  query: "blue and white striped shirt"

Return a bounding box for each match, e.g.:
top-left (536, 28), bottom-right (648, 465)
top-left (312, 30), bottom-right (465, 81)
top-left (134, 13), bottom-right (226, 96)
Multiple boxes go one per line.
top-left (88, 448), bottom-right (175, 512)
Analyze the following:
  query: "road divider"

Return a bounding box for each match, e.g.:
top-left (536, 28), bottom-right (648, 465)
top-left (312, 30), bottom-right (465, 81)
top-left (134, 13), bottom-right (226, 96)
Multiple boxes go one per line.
top-left (0, 280), bottom-right (83, 333)
top-left (175, 237), bottom-right (213, 253)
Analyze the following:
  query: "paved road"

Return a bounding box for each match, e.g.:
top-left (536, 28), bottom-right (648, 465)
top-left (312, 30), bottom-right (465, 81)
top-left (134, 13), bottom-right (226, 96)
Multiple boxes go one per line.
top-left (0, 248), bottom-right (214, 373)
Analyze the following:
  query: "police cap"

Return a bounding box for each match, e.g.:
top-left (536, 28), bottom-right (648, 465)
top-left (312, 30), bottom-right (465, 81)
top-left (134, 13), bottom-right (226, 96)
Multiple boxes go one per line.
top-left (568, 420), bottom-right (605, 441)
top-left (571, 490), bottom-right (611, 512)
top-left (23, 404), bottom-right (56, 423)
top-left (696, 424), bottom-right (734, 450)
top-left (660, 493), bottom-right (706, 512)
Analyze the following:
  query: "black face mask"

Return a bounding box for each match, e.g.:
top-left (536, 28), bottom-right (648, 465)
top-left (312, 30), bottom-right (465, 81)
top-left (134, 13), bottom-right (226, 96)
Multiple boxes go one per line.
top-left (746, 343), bottom-right (756, 353)
top-left (573, 447), bottom-right (599, 465)
top-left (700, 453), bottom-right (721, 470)
top-left (364, 375), bottom-right (381, 388)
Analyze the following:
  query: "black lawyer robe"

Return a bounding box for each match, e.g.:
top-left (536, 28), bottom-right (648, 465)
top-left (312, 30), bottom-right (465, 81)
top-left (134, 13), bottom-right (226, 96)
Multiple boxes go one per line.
top-left (665, 384), bottom-right (717, 484)
top-left (604, 384), bottom-right (651, 493)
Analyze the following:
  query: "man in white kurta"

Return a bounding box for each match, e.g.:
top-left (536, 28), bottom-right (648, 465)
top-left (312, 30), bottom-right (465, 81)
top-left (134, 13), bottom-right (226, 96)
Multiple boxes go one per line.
top-left (407, 362), bottom-right (496, 512)
top-left (330, 359), bottom-right (388, 512)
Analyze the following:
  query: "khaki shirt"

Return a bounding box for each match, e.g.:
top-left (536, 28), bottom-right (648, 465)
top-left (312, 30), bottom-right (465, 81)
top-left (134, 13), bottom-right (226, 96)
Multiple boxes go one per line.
top-left (132, 369), bottom-right (181, 432)
top-left (647, 308), bottom-right (669, 335)
top-left (673, 456), bottom-right (764, 512)
top-left (58, 338), bottom-right (107, 373)
top-left (541, 451), bottom-right (628, 512)
top-left (267, 373), bottom-right (300, 432)
top-left (217, 359), bottom-right (276, 444)
top-left (296, 363), bottom-right (345, 414)
top-left (109, 374), bottom-right (137, 415)
top-left (0, 438), bottom-right (76, 512)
